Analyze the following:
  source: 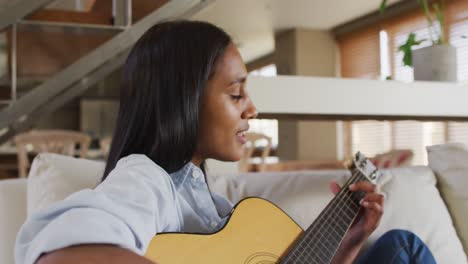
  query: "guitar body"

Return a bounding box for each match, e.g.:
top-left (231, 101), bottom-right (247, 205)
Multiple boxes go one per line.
top-left (145, 153), bottom-right (378, 264)
top-left (145, 197), bottom-right (303, 264)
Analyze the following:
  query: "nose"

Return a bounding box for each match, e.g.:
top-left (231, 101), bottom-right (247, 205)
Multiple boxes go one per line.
top-left (242, 97), bottom-right (258, 120)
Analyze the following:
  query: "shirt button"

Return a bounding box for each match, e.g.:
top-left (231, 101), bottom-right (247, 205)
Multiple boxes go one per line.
top-left (192, 170), bottom-right (201, 179)
top-left (210, 221), bottom-right (218, 229)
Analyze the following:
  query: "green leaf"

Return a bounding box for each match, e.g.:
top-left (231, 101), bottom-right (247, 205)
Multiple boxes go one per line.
top-left (380, 0), bottom-right (388, 13)
top-left (398, 33), bottom-right (427, 67)
top-left (433, 3), bottom-right (445, 44)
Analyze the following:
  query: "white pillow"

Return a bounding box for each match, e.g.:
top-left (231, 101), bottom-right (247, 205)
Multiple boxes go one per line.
top-left (27, 153), bottom-right (105, 216)
top-left (428, 143), bottom-right (468, 255)
top-left (210, 167), bottom-right (468, 263)
top-left (0, 178), bottom-right (27, 264)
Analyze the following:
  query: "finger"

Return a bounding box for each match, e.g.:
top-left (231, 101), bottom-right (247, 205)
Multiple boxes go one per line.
top-left (362, 193), bottom-right (384, 205)
top-left (349, 181), bottom-right (376, 193)
top-left (329, 181), bottom-right (341, 195)
top-left (360, 201), bottom-right (384, 215)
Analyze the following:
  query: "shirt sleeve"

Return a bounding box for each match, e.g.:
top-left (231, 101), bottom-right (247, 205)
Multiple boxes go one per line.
top-left (14, 157), bottom-right (182, 264)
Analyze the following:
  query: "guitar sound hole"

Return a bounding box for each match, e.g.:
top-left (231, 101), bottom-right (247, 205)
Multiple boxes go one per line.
top-left (244, 252), bottom-right (279, 264)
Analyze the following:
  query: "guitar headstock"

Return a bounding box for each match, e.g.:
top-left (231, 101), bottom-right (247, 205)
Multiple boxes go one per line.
top-left (348, 152), bottom-right (381, 184)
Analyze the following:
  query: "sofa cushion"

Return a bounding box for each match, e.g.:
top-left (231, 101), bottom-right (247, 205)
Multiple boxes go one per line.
top-left (27, 154), bottom-right (467, 263)
top-left (428, 143), bottom-right (468, 255)
top-left (209, 167), bottom-right (468, 263)
top-left (0, 178), bottom-right (27, 264)
top-left (27, 153), bottom-right (105, 216)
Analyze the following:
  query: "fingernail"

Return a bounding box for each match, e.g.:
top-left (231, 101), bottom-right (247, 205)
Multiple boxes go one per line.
top-left (349, 184), bottom-right (355, 190)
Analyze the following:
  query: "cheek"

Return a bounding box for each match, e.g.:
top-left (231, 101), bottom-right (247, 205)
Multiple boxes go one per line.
top-left (201, 104), bottom-right (241, 149)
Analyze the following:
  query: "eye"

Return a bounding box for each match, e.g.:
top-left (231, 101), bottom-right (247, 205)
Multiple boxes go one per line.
top-left (230, 94), bottom-right (243, 101)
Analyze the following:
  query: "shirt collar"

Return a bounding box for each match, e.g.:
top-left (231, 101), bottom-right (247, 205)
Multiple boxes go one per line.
top-left (169, 161), bottom-right (205, 189)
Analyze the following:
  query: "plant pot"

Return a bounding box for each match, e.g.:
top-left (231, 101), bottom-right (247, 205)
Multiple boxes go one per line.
top-left (412, 44), bottom-right (457, 82)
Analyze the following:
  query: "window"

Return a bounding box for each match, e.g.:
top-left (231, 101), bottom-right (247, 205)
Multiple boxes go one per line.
top-left (351, 121), bottom-right (392, 157)
top-left (248, 64), bottom-right (278, 148)
top-left (386, 15), bottom-right (446, 165)
top-left (448, 122), bottom-right (468, 144)
top-left (339, 0), bottom-right (468, 165)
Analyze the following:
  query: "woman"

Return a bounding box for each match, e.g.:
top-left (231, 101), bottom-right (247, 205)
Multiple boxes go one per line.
top-left (15, 21), bottom-right (436, 264)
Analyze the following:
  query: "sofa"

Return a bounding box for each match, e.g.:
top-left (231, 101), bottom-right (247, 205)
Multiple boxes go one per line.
top-left (1, 143), bottom-right (468, 264)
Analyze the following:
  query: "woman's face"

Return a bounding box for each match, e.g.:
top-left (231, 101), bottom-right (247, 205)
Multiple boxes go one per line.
top-left (192, 43), bottom-right (257, 165)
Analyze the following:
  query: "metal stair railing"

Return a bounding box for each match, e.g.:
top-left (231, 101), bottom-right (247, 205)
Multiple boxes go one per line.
top-left (0, 0), bottom-right (55, 30)
top-left (0, 0), bottom-right (210, 145)
top-left (0, 0), bottom-right (56, 106)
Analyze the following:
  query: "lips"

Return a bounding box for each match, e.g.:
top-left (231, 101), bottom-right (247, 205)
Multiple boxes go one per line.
top-left (236, 130), bottom-right (248, 144)
top-left (236, 131), bottom-right (246, 137)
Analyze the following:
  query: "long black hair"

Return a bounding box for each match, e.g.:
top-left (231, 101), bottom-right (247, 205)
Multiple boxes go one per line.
top-left (102, 21), bottom-right (232, 180)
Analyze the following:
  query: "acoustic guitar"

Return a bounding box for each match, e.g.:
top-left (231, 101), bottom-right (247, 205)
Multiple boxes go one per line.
top-left (145, 152), bottom-right (381, 264)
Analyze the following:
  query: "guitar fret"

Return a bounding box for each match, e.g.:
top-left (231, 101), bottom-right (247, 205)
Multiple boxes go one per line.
top-left (280, 154), bottom-right (379, 264)
top-left (296, 226), bottom-right (333, 262)
top-left (308, 243), bottom-right (329, 263)
top-left (292, 244), bottom-right (323, 264)
top-left (297, 223), bottom-right (336, 262)
top-left (283, 170), bottom-right (371, 264)
top-left (335, 194), bottom-right (358, 222)
top-left (283, 172), bottom-right (367, 264)
top-left (294, 204), bottom-right (354, 260)
top-left (330, 201), bottom-right (354, 227)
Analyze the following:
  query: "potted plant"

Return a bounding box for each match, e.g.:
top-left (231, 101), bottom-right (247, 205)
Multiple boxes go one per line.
top-left (381, 0), bottom-right (457, 81)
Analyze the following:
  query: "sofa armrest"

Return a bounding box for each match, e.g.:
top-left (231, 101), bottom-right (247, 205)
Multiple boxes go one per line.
top-left (0, 178), bottom-right (27, 264)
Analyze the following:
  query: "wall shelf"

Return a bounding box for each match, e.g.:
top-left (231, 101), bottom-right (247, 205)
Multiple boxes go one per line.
top-left (248, 75), bottom-right (468, 121)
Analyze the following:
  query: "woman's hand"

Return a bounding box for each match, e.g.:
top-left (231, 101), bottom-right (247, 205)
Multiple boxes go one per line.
top-left (330, 181), bottom-right (384, 244)
top-left (329, 181), bottom-right (384, 264)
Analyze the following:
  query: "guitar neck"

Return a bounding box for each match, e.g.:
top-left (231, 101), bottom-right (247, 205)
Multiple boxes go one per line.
top-left (280, 170), bottom-right (369, 264)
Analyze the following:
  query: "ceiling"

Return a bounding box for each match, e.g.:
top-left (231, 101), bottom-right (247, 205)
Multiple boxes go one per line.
top-left (0, 0), bottom-right (402, 63)
top-left (193, 0), bottom-right (402, 62)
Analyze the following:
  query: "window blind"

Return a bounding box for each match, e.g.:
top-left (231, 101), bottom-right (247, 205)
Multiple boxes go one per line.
top-left (339, 0), bottom-right (468, 165)
top-left (351, 121), bottom-right (392, 157)
top-left (446, 1), bottom-right (468, 145)
top-left (448, 0), bottom-right (468, 81)
top-left (338, 25), bottom-right (383, 158)
top-left (338, 26), bottom-right (381, 79)
top-left (385, 11), bottom-right (446, 165)
top-left (448, 122), bottom-right (468, 144)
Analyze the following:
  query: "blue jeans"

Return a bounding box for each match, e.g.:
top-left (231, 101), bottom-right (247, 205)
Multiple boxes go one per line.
top-left (357, 229), bottom-right (437, 264)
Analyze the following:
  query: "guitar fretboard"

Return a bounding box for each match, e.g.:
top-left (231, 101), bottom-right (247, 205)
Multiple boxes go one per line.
top-left (280, 170), bottom-right (369, 264)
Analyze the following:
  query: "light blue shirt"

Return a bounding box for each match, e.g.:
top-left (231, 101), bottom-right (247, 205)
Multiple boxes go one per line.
top-left (15, 154), bottom-right (233, 264)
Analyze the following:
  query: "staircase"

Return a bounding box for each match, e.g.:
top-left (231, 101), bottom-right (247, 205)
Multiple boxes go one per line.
top-left (0, 0), bottom-right (210, 144)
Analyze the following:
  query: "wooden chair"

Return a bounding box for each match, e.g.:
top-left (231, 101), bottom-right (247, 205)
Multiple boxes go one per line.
top-left (239, 132), bottom-right (272, 172)
top-left (14, 130), bottom-right (91, 178)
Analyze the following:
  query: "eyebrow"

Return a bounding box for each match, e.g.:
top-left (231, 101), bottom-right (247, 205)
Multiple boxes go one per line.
top-left (229, 76), bottom-right (247, 86)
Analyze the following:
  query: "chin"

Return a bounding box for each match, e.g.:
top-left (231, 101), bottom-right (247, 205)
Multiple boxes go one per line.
top-left (214, 151), bottom-right (243, 162)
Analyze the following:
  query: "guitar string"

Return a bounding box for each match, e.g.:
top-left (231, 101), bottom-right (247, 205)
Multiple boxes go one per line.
top-left (282, 171), bottom-right (362, 264)
top-left (285, 173), bottom-right (363, 264)
top-left (298, 172), bottom-right (365, 263)
top-left (296, 172), bottom-right (366, 264)
top-left (284, 171), bottom-right (369, 264)
top-left (300, 172), bottom-right (367, 263)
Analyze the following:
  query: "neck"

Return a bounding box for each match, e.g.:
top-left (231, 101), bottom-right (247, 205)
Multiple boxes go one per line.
top-left (191, 156), bottom-right (204, 167)
top-left (280, 170), bottom-right (368, 264)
